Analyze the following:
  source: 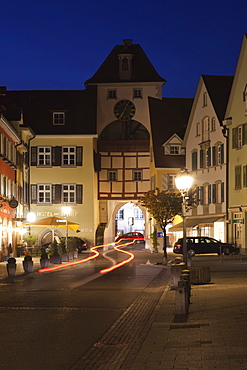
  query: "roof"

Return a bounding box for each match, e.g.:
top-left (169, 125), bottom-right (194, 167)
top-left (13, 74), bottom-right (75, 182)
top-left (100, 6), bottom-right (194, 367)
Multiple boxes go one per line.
top-left (149, 97), bottom-right (193, 168)
top-left (202, 75), bottom-right (233, 122)
top-left (86, 41), bottom-right (166, 84)
top-left (0, 87), bottom-right (98, 135)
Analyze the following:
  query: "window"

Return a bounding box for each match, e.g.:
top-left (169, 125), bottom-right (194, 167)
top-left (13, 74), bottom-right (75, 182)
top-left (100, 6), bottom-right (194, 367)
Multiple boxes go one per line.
top-left (108, 89), bottom-right (117, 99)
top-left (133, 171), bottom-right (142, 181)
top-left (244, 84), bottom-right (247, 114)
top-left (203, 92), bottom-right (208, 107)
top-left (62, 184), bottom-right (76, 203)
top-left (122, 57), bottom-right (129, 71)
top-left (217, 143), bottom-right (224, 165)
top-left (62, 146), bottom-right (76, 166)
top-left (168, 174), bottom-right (176, 189)
top-left (134, 208), bottom-right (144, 219)
top-left (235, 165), bottom-right (241, 190)
top-left (202, 117), bottom-right (210, 141)
top-left (170, 145), bottom-right (180, 154)
top-left (203, 185), bottom-right (209, 205)
top-left (116, 209), bottom-right (124, 220)
top-left (211, 117), bottom-right (216, 131)
top-left (232, 126), bottom-right (243, 149)
top-left (192, 151), bottom-right (197, 171)
top-left (38, 184), bottom-right (51, 204)
top-left (108, 171), bottom-right (117, 182)
top-left (206, 147), bottom-right (211, 167)
top-left (53, 112), bottom-right (65, 125)
top-left (133, 89), bottom-right (142, 99)
top-left (37, 146), bottom-right (51, 166)
top-left (196, 122), bottom-right (200, 136)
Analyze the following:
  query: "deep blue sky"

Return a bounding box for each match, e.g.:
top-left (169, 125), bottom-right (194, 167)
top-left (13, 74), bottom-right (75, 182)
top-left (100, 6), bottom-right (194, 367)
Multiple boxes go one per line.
top-left (1, 0), bottom-right (247, 98)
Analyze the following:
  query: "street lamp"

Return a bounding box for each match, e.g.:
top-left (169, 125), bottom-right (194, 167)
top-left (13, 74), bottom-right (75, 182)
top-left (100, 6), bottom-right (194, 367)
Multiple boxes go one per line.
top-left (175, 169), bottom-right (193, 267)
top-left (62, 206), bottom-right (71, 251)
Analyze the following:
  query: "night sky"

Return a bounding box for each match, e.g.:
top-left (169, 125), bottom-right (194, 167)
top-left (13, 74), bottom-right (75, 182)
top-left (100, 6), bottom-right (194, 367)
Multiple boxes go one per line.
top-left (1, 0), bottom-right (247, 98)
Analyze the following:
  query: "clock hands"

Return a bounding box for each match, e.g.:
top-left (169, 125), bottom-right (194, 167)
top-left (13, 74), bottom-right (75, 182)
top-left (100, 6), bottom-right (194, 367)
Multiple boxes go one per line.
top-left (119, 101), bottom-right (130, 120)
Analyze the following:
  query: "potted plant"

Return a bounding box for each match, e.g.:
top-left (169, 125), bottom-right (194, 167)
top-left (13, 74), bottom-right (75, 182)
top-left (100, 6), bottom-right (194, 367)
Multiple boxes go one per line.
top-left (150, 226), bottom-right (159, 253)
top-left (67, 237), bottom-right (77, 259)
top-left (58, 238), bottom-right (69, 262)
top-left (23, 234), bottom-right (38, 255)
top-left (40, 252), bottom-right (49, 268)
top-left (7, 257), bottom-right (17, 276)
top-left (22, 255), bottom-right (33, 273)
top-left (49, 239), bottom-right (61, 264)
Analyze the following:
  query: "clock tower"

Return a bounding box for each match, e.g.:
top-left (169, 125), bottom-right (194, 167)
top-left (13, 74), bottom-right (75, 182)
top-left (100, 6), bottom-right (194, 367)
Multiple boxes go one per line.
top-left (86, 39), bottom-right (166, 244)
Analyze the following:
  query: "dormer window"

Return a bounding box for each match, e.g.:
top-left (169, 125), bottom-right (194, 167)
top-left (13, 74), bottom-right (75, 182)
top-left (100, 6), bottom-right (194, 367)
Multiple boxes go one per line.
top-left (118, 54), bottom-right (133, 80)
top-left (170, 145), bottom-right (180, 154)
top-left (53, 112), bottom-right (65, 125)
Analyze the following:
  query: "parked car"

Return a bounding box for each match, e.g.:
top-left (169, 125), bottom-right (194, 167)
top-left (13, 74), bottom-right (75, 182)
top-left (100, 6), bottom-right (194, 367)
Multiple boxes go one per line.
top-left (115, 232), bottom-right (145, 244)
top-left (173, 236), bottom-right (238, 256)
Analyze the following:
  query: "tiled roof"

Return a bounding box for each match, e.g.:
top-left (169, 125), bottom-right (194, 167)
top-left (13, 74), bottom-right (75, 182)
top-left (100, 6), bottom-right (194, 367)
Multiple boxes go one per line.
top-left (202, 75), bottom-right (233, 122)
top-left (0, 87), bottom-right (97, 135)
top-left (149, 97), bottom-right (193, 168)
top-left (86, 42), bottom-right (165, 84)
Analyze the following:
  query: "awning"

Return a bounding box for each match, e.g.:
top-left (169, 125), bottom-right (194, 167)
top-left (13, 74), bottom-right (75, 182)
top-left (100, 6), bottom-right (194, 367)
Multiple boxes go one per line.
top-left (169, 216), bottom-right (225, 231)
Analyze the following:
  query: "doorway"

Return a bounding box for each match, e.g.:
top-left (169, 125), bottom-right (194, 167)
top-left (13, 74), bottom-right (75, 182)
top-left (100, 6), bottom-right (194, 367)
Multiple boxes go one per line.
top-left (115, 202), bottom-right (145, 239)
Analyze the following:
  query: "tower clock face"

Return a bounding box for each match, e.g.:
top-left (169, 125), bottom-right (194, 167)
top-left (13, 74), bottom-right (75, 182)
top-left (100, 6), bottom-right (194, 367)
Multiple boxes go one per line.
top-left (114, 99), bottom-right (136, 121)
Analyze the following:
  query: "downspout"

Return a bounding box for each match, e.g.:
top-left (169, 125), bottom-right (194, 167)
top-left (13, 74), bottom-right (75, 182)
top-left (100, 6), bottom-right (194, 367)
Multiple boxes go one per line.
top-left (222, 118), bottom-right (232, 243)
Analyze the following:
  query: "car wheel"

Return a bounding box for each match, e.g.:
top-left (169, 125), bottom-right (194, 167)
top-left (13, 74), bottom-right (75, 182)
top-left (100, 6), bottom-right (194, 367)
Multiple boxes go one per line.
top-left (188, 249), bottom-right (195, 257)
top-left (223, 247), bottom-right (231, 255)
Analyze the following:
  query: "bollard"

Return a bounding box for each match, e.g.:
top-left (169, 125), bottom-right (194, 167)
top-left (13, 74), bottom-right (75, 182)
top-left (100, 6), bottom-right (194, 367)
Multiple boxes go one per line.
top-left (22, 255), bottom-right (33, 273)
top-left (171, 262), bottom-right (185, 288)
top-left (7, 257), bottom-right (17, 276)
top-left (181, 270), bottom-right (191, 305)
top-left (175, 280), bottom-right (189, 314)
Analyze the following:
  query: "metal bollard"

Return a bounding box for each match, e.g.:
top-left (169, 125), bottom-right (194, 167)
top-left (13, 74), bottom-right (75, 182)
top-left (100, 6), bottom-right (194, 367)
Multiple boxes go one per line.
top-left (181, 270), bottom-right (191, 305)
top-left (175, 280), bottom-right (189, 314)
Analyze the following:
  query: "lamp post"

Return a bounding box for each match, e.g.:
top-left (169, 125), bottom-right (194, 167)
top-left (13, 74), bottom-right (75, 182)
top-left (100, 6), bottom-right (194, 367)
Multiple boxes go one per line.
top-left (62, 206), bottom-right (71, 251)
top-left (175, 169), bottom-right (193, 267)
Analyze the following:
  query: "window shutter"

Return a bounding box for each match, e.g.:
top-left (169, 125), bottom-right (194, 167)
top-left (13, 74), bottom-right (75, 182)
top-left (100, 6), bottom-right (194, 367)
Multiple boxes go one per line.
top-left (31, 147), bottom-right (37, 166)
top-left (212, 146), bottom-right (216, 166)
top-left (52, 146), bottom-right (61, 166)
top-left (220, 143), bottom-right (224, 164)
top-left (243, 123), bottom-right (247, 145)
top-left (207, 147), bottom-right (211, 167)
top-left (94, 151), bottom-right (101, 172)
top-left (221, 182), bottom-right (224, 203)
top-left (162, 174), bottom-right (168, 189)
top-left (232, 127), bottom-right (238, 149)
top-left (212, 184), bottom-right (216, 203)
top-left (76, 184), bottom-right (83, 204)
top-left (200, 149), bottom-right (204, 168)
top-left (76, 146), bottom-right (83, 166)
top-left (208, 184), bottom-right (211, 204)
top-left (52, 184), bottom-right (61, 204)
top-left (195, 187), bottom-right (200, 205)
top-left (31, 184), bottom-right (37, 204)
top-left (192, 151), bottom-right (197, 171)
top-left (244, 166), bottom-right (247, 187)
top-left (164, 145), bottom-right (170, 155)
top-left (200, 186), bottom-right (204, 205)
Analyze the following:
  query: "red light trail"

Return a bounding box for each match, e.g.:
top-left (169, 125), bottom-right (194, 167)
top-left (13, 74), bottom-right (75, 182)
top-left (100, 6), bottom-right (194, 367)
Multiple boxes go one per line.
top-left (37, 238), bottom-right (140, 274)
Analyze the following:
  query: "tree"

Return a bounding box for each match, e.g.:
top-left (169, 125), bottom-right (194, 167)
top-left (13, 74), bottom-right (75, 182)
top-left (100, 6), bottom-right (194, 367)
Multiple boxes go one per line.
top-left (139, 188), bottom-right (182, 262)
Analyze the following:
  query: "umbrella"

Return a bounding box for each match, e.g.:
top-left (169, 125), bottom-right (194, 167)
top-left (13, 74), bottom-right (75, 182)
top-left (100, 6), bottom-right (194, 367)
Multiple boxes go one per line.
top-left (24, 216), bottom-right (80, 232)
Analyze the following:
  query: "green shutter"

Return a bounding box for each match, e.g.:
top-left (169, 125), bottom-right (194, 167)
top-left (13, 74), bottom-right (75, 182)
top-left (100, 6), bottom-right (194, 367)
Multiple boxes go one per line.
top-left (232, 128), bottom-right (238, 149)
top-left (243, 123), bottom-right (247, 145)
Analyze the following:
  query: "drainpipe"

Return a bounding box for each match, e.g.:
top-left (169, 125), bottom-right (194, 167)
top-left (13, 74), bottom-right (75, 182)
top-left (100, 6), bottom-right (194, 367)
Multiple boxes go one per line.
top-left (222, 118), bottom-right (232, 243)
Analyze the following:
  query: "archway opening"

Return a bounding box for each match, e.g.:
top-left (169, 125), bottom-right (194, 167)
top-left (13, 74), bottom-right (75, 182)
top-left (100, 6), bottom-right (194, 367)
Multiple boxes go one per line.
top-left (115, 202), bottom-right (145, 239)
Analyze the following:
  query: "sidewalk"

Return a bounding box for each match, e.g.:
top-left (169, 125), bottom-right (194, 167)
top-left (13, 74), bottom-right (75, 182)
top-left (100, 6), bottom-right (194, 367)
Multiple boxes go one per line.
top-left (128, 254), bottom-right (247, 370)
top-left (0, 256), bottom-right (41, 281)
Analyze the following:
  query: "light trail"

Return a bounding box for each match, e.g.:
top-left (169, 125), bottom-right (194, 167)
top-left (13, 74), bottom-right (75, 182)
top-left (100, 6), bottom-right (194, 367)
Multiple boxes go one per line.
top-left (37, 238), bottom-right (140, 274)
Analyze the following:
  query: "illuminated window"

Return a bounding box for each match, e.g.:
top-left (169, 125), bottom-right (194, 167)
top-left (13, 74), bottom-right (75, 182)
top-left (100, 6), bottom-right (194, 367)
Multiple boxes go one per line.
top-left (203, 92), bottom-right (208, 107)
top-left (211, 117), bottom-right (216, 131)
